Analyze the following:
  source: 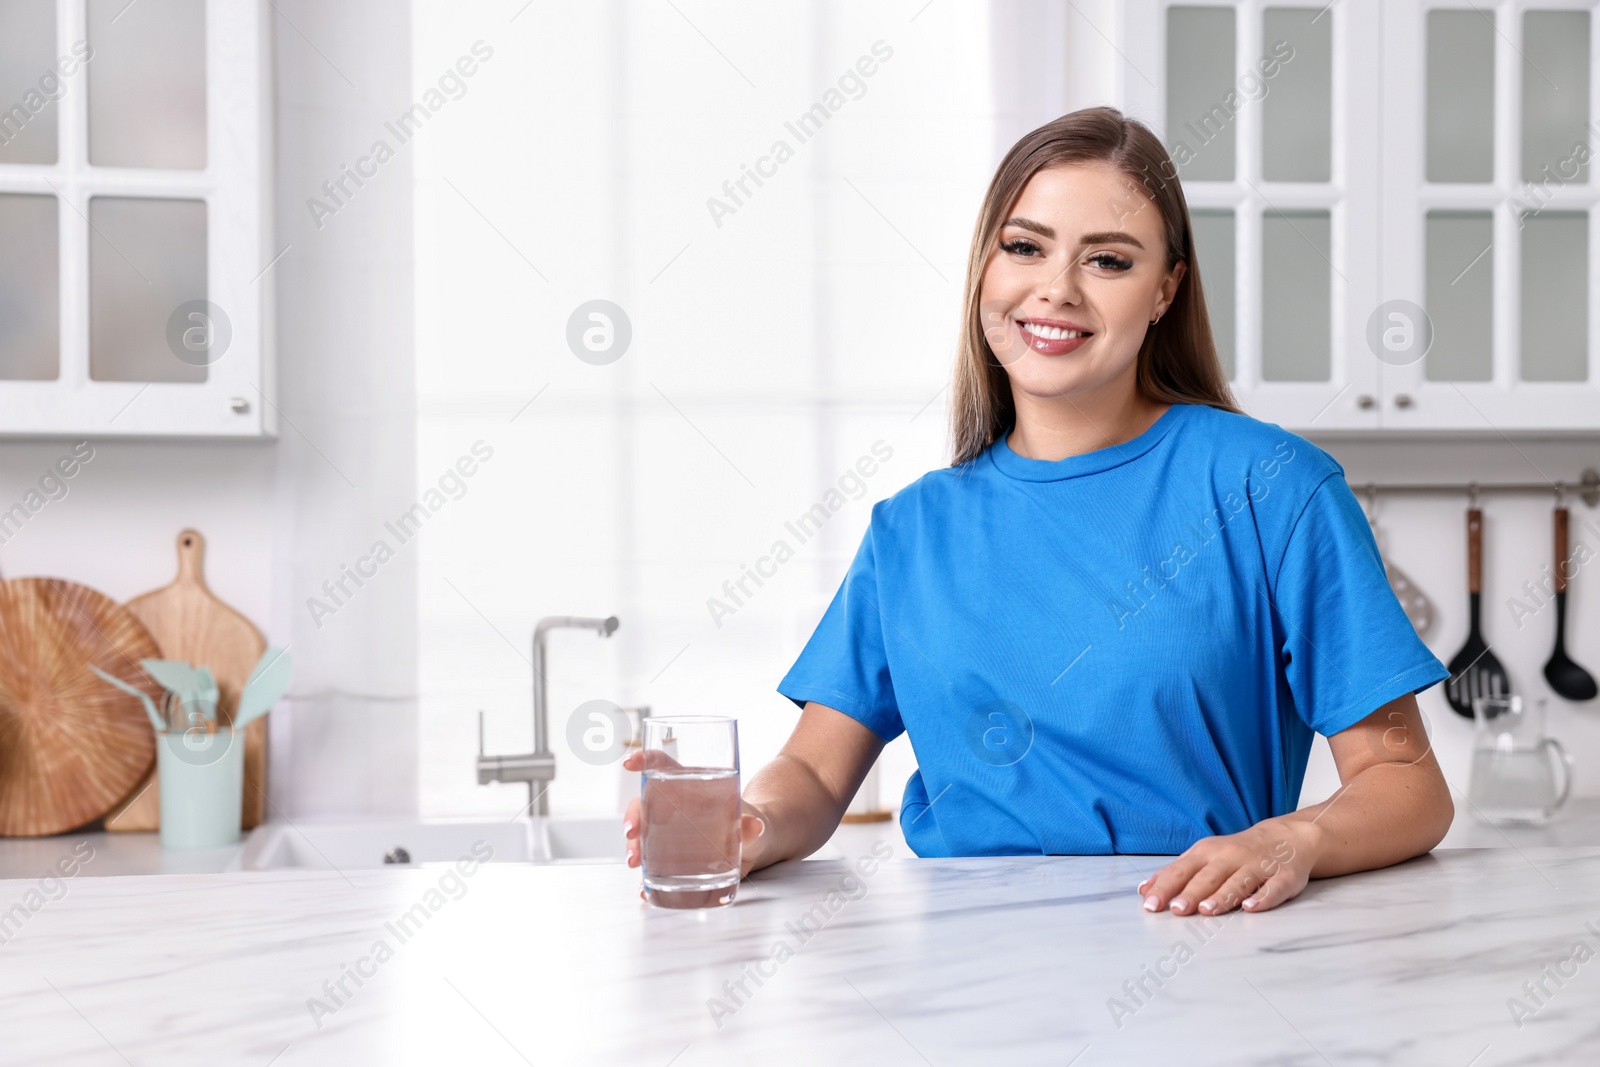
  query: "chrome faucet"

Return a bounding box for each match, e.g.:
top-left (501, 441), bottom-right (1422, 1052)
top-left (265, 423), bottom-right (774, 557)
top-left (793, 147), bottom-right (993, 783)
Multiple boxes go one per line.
top-left (477, 614), bottom-right (620, 816)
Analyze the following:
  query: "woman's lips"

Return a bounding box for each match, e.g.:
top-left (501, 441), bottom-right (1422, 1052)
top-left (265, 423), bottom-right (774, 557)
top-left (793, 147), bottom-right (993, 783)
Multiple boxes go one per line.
top-left (1016, 320), bottom-right (1092, 355)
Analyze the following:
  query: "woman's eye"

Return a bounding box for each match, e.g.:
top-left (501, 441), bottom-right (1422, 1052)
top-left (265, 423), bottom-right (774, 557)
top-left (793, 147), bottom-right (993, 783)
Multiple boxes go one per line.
top-left (1000, 238), bottom-right (1040, 256)
top-left (1088, 252), bottom-right (1134, 271)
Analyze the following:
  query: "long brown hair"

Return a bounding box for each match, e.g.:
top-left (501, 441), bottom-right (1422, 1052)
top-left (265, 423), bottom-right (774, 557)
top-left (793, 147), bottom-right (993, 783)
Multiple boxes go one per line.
top-left (949, 106), bottom-right (1239, 466)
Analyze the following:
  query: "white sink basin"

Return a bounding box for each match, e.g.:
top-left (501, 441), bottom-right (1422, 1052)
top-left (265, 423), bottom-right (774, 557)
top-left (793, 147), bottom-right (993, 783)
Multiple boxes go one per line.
top-left (240, 815), bottom-right (624, 870)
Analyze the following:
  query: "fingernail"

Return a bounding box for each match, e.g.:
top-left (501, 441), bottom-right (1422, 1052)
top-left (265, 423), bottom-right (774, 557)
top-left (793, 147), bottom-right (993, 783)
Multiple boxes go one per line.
top-left (1142, 893), bottom-right (1160, 912)
top-left (1199, 900), bottom-right (1214, 914)
top-left (622, 820), bottom-right (634, 834)
top-left (1137, 878), bottom-right (1151, 892)
top-left (1243, 896), bottom-right (1259, 908)
top-left (1171, 897), bottom-right (1188, 912)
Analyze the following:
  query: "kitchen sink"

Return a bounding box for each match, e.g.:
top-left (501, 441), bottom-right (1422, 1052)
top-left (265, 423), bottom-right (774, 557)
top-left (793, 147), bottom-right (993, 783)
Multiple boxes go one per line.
top-left (240, 815), bottom-right (625, 870)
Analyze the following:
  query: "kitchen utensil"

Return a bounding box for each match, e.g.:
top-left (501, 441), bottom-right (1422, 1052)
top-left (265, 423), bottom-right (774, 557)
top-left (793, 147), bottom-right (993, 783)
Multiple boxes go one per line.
top-left (1363, 486), bottom-right (1435, 639)
top-left (232, 647), bottom-right (293, 730)
top-left (1446, 507), bottom-right (1511, 718)
top-left (0, 577), bottom-right (161, 837)
top-left (104, 530), bottom-right (270, 832)
top-left (1542, 506), bottom-right (1597, 702)
top-left (141, 658), bottom-right (214, 732)
top-left (141, 659), bottom-right (201, 707)
top-left (90, 665), bottom-right (169, 734)
top-left (1467, 695), bottom-right (1572, 824)
top-left (141, 658), bottom-right (220, 734)
top-left (195, 666), bottom-right (219, 721)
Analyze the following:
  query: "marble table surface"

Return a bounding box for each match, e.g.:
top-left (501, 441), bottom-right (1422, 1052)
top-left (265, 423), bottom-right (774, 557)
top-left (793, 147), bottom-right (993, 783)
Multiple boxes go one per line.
top-left (4, 797), bottom-right (1597, 880)
top-left (3, 828), bottom-right (1599, 1065)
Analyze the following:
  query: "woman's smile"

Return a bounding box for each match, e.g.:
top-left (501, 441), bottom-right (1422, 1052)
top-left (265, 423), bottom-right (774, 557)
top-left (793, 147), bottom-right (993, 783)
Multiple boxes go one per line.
top-left (1016, 317), bottom-right (1094, 355)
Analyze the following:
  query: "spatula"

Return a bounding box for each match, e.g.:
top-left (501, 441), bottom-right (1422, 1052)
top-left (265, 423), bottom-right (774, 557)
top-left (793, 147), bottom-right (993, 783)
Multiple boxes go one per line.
top-left (142, 658), bottom-right (217, 732)
top-left (1543, 506), bottom-right (1597, 701)
top-left (232, 647), bottom-right (293, 730)
top-left (195, 666), bottom-right (219, 723)
top-left (90, 666), bottom-right (169, 734)
top-left (1446, 507), bottom-right (1510, 718)
top-left (140, 659), bottom-right (201, 708)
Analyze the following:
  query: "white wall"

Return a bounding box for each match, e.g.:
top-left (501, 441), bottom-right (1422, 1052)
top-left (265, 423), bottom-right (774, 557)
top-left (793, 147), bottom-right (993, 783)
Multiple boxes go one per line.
top-left (269, 0), bottom-right (420, 818)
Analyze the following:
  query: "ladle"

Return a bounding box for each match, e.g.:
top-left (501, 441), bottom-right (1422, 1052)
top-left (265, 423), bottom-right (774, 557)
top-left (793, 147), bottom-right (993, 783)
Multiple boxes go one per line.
top-left (1543, 495), bottom-right (1597, 702)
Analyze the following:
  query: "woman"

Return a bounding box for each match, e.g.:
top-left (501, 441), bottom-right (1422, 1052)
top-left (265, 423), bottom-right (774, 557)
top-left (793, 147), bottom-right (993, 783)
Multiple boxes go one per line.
top-left (625, 107), bottom-right (1453, 917)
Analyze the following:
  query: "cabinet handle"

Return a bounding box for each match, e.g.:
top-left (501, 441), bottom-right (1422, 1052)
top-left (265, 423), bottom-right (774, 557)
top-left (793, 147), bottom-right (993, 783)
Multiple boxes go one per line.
top-left (1356, 394), bottom-right (1375, 409)
top-left (1394, 394), bottom-right (1414, 409)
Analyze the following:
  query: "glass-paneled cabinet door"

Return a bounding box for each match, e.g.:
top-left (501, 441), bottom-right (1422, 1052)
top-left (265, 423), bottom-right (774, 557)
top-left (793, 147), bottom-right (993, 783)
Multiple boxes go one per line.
top-left (1380, 1), bottom-right (1600, 430)
top-left (0, 0), bottom-right (271, 438)
top-left (1123, 0), bottom-right (1384, 431)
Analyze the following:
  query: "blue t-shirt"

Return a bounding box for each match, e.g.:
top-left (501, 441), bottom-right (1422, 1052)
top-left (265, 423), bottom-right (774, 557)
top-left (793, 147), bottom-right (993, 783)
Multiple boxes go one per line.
top-left (777, 402), bottom-right (1448, 857)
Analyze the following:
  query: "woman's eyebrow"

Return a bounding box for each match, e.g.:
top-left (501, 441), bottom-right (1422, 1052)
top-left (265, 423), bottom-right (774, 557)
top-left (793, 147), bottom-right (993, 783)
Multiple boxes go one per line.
top-left (1002, 217), bottom-right (1146, 250)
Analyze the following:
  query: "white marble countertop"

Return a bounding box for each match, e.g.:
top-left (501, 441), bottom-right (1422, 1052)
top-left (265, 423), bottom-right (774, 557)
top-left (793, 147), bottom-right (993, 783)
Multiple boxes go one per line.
top-left (5, 797), bottom-right (1596, 880)
top-left (3, 828), bottom-right (1599, 1065)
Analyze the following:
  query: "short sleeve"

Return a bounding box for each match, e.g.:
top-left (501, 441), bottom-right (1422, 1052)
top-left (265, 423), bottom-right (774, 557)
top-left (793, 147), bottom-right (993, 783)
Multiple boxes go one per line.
top-left (776, 520), bottom-right (905, 743)
top-left (1270, 474), bottom-right (1450, 737)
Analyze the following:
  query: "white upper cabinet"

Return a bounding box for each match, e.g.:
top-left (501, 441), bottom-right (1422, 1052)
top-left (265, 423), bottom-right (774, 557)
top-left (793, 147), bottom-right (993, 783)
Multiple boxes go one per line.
top-left (1122, 0), bottom-right (1600, 433)
top-left (1379, 1), bottom-right (1600, 430)
top-left (0, 0), bottom-right (272, 438)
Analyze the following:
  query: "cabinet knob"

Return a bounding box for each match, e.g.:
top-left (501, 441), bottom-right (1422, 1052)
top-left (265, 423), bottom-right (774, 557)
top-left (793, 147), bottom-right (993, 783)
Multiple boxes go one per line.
top-left (1356, 394), bottom-right (1375, 409)
top-left (1394, 393), bottom-right (1414, 409)
top-left (230, 397), bottom-right (251, 414)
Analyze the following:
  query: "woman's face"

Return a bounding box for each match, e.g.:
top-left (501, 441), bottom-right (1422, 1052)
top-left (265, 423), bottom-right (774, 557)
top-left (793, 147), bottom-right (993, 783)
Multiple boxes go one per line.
top-left (979, 161), bottom-right (1185, 405)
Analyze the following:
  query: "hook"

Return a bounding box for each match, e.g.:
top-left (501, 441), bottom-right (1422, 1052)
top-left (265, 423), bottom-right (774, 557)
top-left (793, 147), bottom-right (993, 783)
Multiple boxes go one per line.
top-left (1555, 481), bottom-right (1567, 508)
top-left (1362, 483), bottom-right (1378, 524)
top-left (1468, 481), bottom-right (1480, 509)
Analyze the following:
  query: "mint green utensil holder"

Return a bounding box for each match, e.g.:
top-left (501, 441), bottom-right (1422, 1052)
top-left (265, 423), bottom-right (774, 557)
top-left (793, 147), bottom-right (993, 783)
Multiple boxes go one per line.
top-left (157, 727), bottom-right (245, 849)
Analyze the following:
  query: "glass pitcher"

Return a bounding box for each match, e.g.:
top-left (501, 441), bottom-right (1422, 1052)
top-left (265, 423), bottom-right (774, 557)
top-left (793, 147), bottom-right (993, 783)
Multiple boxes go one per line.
top-left (1468, 696), bottom-right (1573, 825)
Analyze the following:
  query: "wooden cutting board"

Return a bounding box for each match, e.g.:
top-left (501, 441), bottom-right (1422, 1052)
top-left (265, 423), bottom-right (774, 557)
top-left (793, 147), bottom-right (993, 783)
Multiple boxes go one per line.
top-left (104, 530), bottom-right (270, 831)
top-left (0, 578), bottom-right (161, 837)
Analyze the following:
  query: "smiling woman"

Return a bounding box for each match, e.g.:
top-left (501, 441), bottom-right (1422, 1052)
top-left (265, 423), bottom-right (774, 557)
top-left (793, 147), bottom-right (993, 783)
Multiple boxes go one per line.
top-left (625, 106), bottom-right (1456, 920)
top-left (953, 112), bottom-right (1237, 467)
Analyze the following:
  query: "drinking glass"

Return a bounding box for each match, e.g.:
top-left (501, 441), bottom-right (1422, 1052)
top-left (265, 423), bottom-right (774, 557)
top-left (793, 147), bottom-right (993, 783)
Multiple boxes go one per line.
top-left (640, 716), bottom-right (741, 909)
top-left (1468, 695), bottom-right (1573, 825)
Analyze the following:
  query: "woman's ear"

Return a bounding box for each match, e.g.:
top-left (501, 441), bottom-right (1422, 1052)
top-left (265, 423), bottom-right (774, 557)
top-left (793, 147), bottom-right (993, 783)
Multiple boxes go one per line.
top-left (1154, 258), bottom-right (1187, 321)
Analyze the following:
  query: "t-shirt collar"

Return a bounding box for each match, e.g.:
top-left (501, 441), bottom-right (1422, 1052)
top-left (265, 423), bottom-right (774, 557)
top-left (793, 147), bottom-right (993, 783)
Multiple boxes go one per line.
top-left (986, 403), bottom-right (1188, 481)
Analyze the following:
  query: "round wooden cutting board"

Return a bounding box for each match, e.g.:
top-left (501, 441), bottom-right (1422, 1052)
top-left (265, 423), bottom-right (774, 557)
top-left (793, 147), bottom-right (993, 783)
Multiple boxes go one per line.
top-left (0, 578), bottom-right (162, 837)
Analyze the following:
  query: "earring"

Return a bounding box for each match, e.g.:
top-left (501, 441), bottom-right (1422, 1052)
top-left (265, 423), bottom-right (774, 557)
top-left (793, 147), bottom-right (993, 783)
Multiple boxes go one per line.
top-left (1150, 312), bottom-right (1163, 325)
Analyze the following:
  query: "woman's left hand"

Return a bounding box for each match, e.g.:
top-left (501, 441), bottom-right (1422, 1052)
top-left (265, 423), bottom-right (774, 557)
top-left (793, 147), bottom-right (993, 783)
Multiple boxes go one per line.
top-left (1137, 817), bottom-right (1323, 916)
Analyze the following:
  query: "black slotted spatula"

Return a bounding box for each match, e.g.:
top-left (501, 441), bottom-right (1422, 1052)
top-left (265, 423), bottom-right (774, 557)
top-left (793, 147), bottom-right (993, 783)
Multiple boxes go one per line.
top-left (1446, 507), bottom-right (1510, 718)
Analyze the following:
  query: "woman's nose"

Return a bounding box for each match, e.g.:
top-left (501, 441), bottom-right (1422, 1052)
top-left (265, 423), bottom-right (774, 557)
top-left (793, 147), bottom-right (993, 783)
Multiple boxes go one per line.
top-left (1038, 262), bottom-right (1079, 304)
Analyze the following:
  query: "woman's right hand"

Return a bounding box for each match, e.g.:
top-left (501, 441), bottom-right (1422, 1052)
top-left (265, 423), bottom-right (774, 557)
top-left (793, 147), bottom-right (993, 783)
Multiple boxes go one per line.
top-left (621, 748), bottom-right (768, 880)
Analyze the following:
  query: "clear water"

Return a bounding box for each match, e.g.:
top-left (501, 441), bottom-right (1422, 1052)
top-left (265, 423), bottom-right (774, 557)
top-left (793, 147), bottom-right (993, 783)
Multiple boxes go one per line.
top-left (640, 767), bottom-right (740, 908)
top-left (1468, 750), bottom-right (1558, 822)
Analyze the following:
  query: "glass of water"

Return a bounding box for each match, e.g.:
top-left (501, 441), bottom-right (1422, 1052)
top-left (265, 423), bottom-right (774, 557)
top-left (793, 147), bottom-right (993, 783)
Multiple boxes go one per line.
top-left (640, 716), bottom-right (741, 909)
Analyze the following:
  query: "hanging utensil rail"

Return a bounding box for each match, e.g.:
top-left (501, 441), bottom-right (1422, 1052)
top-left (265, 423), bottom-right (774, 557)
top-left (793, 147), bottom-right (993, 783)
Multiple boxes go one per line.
top-left (1348, 468), bottom-right (1600, 507)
